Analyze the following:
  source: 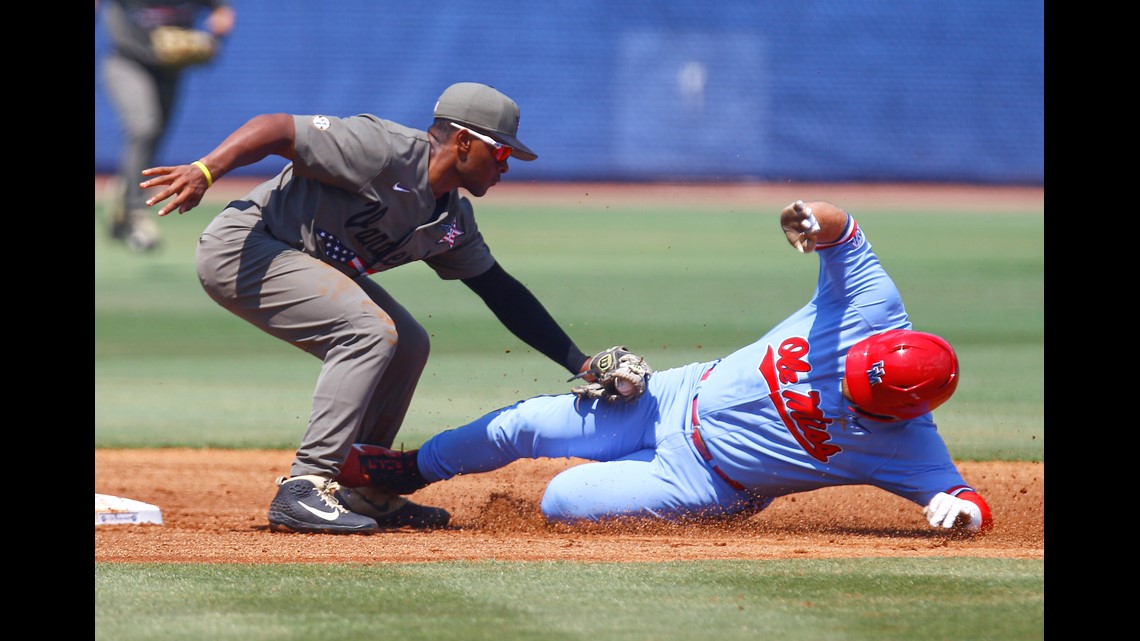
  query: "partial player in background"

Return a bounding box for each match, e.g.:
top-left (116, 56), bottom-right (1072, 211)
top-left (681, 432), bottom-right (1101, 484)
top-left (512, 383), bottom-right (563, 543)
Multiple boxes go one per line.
top-left (138, 83), bottom-right (631, 535)
top-left (97, 0), bottom-right (235, 252)
top-left (338, 200), bottom-right (994, 536)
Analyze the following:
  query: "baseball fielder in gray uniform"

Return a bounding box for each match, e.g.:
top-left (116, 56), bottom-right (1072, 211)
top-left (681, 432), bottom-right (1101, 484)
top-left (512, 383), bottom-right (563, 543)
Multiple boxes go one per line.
top-left (140, 82), bottom-right (600, 534)
top-left (97, 0), bottom-right (235, 251)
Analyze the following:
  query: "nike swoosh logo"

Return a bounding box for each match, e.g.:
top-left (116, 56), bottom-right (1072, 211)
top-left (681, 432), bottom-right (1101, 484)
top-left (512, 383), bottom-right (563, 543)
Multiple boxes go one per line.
top-left (299, 502), bottom-right (340, 521)
top-left (393, 182), bottom-right (411, 193)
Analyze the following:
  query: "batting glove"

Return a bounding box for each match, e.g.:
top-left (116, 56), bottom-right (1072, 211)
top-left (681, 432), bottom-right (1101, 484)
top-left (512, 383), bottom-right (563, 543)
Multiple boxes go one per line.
top-left (780, 200), bottom-right (822, 254)
top-left (923, 491), bottom-right (992, 534)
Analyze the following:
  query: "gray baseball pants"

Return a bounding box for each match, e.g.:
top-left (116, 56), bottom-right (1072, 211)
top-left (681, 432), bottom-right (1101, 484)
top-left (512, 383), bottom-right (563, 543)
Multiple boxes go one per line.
top-left (101, 53), bottom-right (181, 213)
top-left (195, 205), bottom-right (429, 478)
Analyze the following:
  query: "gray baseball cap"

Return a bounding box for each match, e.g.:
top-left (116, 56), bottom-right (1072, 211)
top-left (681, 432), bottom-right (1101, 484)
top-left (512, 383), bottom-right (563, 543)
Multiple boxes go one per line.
top-left (433, 82), bottom-right (537, 161)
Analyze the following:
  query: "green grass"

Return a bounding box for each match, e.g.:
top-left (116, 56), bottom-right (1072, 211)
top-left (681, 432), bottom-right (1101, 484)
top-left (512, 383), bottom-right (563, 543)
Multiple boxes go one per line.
top-left (95, 198), bottom-right (1044, 459)
top-left (95, 559), bottom-right (1044, 641)
top-left (94, 190), bottom-right (1045, 640)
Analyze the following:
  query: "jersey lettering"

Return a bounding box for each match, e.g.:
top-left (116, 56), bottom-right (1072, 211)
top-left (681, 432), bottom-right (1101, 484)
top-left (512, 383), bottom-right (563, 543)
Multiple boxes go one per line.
top-left (344, 204), bottom-right (453, 269)
top-left (759, 339), bottom-right (840, 462)
top-left (335, 202), bottom-right (462, 270)
top-left (776, 337), bottom-right (811, 384)
top-left (344, 204), bottom-right (389, 229)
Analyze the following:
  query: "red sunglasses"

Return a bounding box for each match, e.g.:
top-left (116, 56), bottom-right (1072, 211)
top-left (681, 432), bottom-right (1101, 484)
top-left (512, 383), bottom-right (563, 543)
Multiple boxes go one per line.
top-left (451, 122), bottom-right (513, 162)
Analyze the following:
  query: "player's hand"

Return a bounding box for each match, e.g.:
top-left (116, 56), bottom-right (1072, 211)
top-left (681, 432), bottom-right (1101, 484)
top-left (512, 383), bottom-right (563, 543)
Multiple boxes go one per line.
top-left (140, 164), bottom-right (209, 216)
top-left (206, 6), bottom-right (236, 38)
top-left (780, 200), bottom-right (822, 253)
top-left (923, 492), bottom-right (985, 533)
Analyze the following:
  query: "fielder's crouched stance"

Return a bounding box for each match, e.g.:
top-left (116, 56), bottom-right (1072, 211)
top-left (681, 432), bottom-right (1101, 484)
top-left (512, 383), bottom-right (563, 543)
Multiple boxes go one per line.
top-left (339, 201), bottom-right (992, 534)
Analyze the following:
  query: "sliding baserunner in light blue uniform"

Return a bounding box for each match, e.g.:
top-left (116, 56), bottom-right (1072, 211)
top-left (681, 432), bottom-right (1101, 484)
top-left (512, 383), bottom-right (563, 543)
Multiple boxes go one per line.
top-left (339, 200), bottom-right (992, 535)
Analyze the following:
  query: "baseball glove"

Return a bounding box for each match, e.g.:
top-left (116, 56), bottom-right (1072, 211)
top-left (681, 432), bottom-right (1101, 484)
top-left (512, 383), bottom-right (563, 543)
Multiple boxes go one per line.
top-left (151, 26), bottom-right (218, 68)
top-left (569, 346), bottom-right (653, 404)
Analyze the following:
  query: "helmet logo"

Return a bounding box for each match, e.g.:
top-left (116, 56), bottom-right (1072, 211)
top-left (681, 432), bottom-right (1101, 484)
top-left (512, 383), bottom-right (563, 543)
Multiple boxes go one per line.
top-left (867, 361), bottom-right (886, 386)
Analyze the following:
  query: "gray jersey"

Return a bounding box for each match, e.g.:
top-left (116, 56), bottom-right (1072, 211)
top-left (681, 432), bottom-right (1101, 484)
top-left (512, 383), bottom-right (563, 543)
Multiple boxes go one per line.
top-left (239, 114), bottom-right (494, 281)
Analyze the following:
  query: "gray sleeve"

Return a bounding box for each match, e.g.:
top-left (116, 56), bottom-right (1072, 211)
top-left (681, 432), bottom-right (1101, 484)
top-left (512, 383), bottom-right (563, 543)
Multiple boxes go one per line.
top-left (425, 230), bottom-right (496, 280)
top-left (419, 195), bottom-right (495, 280)
top-left (291, 114), bottom-right (392, 193)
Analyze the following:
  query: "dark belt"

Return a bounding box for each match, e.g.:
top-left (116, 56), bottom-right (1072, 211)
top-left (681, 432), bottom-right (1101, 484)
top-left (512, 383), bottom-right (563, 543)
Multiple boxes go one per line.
top-left (690, 365), bottom-right (747, 492)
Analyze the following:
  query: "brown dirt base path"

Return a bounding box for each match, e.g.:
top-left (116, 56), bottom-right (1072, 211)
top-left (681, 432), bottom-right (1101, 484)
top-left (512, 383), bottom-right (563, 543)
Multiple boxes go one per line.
top-left (95, 450), bottom-right (1043, 563)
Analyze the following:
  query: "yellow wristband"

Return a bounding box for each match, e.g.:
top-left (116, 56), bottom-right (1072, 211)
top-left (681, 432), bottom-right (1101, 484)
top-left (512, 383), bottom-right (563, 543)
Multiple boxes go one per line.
top-left (191, 160), bottom-right (214, 188)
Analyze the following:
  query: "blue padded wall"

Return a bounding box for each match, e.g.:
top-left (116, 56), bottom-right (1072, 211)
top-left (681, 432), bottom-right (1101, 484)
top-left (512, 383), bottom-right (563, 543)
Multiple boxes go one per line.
top-left (94, 1), bottom-right (1044, 184)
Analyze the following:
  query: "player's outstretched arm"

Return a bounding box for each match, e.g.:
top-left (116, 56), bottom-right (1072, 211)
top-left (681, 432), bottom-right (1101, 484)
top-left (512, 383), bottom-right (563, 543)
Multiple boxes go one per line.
top-left (779, 200), bottom-right (850, 253)
top-left (461, 262), bottom-right (590, 376)
top-left (140, 113), bottom-right (296, 216)
top-left (923, 490), bottom-right (993, 534)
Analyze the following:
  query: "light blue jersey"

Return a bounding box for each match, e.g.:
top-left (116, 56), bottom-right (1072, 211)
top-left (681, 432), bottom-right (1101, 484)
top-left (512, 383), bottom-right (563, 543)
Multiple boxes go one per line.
top-left (418, 215), bottom-right (975, 522)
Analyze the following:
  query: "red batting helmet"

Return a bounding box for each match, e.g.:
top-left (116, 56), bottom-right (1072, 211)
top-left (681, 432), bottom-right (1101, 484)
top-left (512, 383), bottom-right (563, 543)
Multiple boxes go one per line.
top-left (844, 329), bottom-right (959, 421)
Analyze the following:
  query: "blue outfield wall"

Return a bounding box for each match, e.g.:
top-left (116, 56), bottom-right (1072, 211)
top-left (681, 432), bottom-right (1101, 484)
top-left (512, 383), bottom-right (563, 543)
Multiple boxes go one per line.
top-left (93, 1), bottom-right (1044, 185)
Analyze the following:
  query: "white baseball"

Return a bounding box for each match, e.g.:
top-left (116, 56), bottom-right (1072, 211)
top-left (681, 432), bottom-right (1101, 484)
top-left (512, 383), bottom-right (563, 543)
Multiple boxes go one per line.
top-left (615, 378), bottom-right (635, 396)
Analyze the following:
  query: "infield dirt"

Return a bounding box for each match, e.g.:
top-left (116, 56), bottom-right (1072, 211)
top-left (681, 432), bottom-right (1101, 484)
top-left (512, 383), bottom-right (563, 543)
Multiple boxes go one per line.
top-left (95, 450), bottom-right (1042, 563)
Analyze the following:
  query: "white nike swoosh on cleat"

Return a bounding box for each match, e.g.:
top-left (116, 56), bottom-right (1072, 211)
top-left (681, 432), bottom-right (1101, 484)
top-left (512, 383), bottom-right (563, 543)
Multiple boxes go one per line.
top-left (393, 182), bottom-right (411, 193)
top-left (299, 502), bottom-right (341, 521)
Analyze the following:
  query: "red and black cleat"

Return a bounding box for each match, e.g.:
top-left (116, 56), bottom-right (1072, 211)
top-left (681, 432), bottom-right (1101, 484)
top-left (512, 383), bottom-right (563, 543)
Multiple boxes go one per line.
top-left (336, 444), bottom-right (430, 495)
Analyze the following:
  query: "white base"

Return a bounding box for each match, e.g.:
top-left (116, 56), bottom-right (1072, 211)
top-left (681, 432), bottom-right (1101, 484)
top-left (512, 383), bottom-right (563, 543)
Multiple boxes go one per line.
top-left (95, 493), bottom-right (163, 526)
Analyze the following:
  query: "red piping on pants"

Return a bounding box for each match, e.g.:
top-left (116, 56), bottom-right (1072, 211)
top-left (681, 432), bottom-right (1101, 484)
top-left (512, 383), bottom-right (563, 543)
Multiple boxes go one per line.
top-left (689, 365), bottom-right (747, 492)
